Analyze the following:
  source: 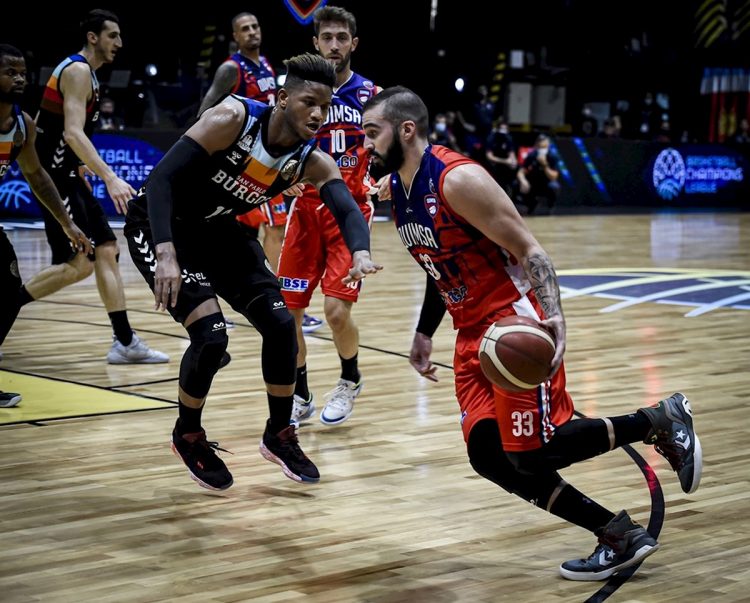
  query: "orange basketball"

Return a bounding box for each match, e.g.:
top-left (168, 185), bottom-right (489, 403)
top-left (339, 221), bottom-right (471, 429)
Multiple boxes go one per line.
top-left (478, 315), bottom-right (555, 392)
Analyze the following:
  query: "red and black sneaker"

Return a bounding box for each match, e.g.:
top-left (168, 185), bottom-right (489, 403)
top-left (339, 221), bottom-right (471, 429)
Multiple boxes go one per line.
top-left (171, 422), bottom-right (233, 491)
top-left (259, 420), bottom-right (320, 483)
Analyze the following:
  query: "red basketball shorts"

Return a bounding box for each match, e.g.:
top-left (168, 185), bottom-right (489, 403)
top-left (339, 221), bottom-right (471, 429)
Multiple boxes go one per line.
top-left (277, 195), bottom-right (373, 308)
top-left (453, 295), bottom-right (574, 451)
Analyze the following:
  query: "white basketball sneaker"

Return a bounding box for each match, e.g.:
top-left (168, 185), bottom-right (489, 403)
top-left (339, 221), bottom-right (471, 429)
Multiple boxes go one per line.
top-left (107, 332), bottom-right (170, 364)
top-left (320, 378), bottom-right (363, 425)
top-left (290, 393), bottom-right (316, 427)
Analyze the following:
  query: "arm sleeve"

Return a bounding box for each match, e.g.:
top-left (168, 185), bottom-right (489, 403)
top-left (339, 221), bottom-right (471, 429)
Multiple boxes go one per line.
top-left (319, 179), bottom-right (370, 253)
top-left (416, 275), bottom-right (447, 337)
top-left (146, 136), bottom-right (209, 244)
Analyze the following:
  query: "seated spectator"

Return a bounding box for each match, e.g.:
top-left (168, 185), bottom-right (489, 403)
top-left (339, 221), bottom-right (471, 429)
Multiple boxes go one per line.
top-left (516, 134), bottom-right (560, 215)
top-left (731, 118), bottom-right (750, 148)
top-left (96, 97), bottom-right (125, 131)
top-left (429, 112), bottom-right (462, 153)
top-left (485, 117), bottom-right (517, 196)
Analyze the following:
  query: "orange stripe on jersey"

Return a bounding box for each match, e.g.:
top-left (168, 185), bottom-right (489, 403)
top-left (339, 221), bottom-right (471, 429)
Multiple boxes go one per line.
top-left (240, 160), bottom-right (280, 188)
top-left (0, 141), bottom-right (11, 162)
top-left (40, 75), bottom-right (64, 115)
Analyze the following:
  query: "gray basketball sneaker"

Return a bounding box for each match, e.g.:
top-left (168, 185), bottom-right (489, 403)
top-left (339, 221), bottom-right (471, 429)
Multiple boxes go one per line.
top-left (639, 392), bottom-right (702, 494)
top-left (107, 332), bottom-right (170, 364)
top-left (560, 510), bottom-right (660, 581)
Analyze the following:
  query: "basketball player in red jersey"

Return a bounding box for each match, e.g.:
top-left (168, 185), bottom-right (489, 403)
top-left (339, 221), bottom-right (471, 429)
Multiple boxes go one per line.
top-left (362, 87), bottom-right (702, 581)
top-left (18, 10), bottom-right (168, 364)
top-left (279, 6), bottom-right (380, 427)
top-left (0, 44), bottom-right (91, 407)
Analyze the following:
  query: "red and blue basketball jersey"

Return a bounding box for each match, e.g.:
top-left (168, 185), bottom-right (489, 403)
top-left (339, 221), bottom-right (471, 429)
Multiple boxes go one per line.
top-left (299, 71), bottom-right (376, 204)
top-left (390, 145), bottom-right (533, 329)
top-left (227, 53), bottom-right (276, 105)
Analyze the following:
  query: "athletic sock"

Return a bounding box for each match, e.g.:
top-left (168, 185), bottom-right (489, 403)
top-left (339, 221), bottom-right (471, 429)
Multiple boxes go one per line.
top-left (108, 310), bottom-right (133, 346)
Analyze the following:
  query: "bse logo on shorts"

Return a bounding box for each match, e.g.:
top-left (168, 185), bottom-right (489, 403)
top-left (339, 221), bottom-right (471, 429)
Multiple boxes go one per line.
top-left (279, 276), bottom-right (309, 291)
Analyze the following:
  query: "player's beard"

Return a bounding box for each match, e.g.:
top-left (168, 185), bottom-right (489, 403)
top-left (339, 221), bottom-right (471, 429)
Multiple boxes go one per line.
top-left (375, 126), bottom-right (405, 174)
top-left (330, 50), bottom-right (352, 74)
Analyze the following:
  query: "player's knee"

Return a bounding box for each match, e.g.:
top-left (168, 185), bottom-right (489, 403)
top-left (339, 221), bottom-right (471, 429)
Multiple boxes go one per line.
top-left (179, 313), bottom-right (229, 399)
top-left (67, 255), bottom-right (95, 282)
top-left (506, 449), bottom-right (546, 476)
top-left (324, 302), bottom-right (351, 332)
top-left (95, 240), bottom-right (119, 262)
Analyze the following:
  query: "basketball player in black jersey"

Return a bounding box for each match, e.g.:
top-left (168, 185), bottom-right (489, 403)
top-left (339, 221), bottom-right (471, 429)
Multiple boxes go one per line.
top-left (18, 9), bottom-right (168, 365)
top-left (124, 53), bottom-right (381, 489)
top-left (0, 44), bottom-right (91, 407)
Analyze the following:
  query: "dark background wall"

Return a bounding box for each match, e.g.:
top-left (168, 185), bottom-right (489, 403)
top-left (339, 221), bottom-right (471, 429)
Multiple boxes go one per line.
top-left (1, 0), bottom-right (737, 134)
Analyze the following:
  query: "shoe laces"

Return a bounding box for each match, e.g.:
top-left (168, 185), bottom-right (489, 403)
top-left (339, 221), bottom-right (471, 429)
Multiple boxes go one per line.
top-left (274, 426), bottom-right (308, 461)
top-left (324, 381), bottom-right (355, 406)
top-left (185, 432), bottom-right (232, 464)
top-left (654, 438), bottom-right (685, 471)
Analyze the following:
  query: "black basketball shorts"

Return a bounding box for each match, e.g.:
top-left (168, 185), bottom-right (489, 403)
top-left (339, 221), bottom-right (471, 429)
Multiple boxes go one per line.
top-left (124, 196), bottom-right (283, 324)
top-left (40, 170), bottom-right (117, 264)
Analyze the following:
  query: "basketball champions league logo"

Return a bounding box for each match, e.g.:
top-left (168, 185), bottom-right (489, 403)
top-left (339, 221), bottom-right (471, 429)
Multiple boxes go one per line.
top-left (652, 148), bottom-right (686, 200)
top-left (651, 147), bottom-right (744, 200)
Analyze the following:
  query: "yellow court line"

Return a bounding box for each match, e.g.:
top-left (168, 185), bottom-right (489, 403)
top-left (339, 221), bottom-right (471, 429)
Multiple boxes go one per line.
top-left (0, 370), bottom-right (173, 425)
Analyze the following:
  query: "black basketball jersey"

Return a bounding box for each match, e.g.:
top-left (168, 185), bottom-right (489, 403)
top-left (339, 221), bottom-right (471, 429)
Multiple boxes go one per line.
top-left (35, 54), bottom-right (99, 175)
top-left (167, 96), bottom-right (316, 222)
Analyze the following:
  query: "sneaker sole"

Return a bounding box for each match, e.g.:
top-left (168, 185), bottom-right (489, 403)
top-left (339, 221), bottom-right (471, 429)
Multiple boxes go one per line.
top-left (258, 440), bottom-right (320, 483)
top-left (320, 408), bottom-right (354, 425)
top-left (0, 396), bottom-right (22, 408)
top-left (170, 442), bottom-right (233, 491)
top-left (301, 325), bottom-right (323, 334)
top-left (559, 543), bottom-right (660, 581)
top-left (108, 356), bottom-right (170, 364)
top-left (669, 394), bottom-right (703, 494)
top-left (684, 432), bottom-right (703, 494)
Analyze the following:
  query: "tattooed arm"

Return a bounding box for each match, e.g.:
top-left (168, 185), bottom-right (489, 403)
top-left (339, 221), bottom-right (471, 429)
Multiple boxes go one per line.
top-left (441, 162), bottom-right (567, 374)
top-left (521, 251), bottom-right (566, 372)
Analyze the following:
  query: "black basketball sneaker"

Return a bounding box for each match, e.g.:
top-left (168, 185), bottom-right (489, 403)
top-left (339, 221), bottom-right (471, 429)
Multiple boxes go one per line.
top-left (639, 392), bottom-right (702, 494)
top-left (171, 421), bottom-right (233, 490)
top-left (560, 510), bottom-right (660, 580)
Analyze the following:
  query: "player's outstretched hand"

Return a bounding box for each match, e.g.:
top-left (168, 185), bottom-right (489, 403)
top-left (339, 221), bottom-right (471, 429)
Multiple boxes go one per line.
top-left (410, 332), bottom-right (438, 382)
top-left (343, 250), bottom-right (383, 284)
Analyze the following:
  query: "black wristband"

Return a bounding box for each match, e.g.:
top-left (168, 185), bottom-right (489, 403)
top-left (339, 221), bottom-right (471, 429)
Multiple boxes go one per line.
top-left (319, 179), bottom-right (370, 253)
top-left (416, 276), bottom-right (446, 337)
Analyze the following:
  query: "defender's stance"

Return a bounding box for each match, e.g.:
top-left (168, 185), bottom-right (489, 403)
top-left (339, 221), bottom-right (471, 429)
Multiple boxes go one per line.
top-left (125, 54), bottom-right (380, 489)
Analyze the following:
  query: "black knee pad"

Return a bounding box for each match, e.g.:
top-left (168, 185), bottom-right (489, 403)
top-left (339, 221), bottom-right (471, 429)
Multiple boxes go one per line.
top-left (179, 313), bottom-right (229, 399)
top-left (241, 293), bottom-right (297, 385)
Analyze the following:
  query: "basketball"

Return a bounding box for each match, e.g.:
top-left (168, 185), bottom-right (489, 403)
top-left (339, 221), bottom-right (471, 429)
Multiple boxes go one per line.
top-left (478, 315), bottom-right (555, 392)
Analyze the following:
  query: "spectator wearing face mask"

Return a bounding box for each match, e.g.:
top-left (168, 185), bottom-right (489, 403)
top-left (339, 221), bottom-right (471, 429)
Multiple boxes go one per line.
top-left (485, 117), bottom-right (517, 196)
top-left (429, 112), bottom-right (462, 152)
top-left (516, 134), bottom-right (560, 215)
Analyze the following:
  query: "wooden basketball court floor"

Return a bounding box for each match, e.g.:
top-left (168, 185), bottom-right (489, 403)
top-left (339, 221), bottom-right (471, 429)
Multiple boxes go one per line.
top-left (1, 212), bottom-right (749, 602)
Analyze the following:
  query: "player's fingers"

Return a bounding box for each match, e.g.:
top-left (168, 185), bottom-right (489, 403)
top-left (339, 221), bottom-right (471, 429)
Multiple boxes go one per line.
top-left (168, 279), bottom-right (181, 308)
